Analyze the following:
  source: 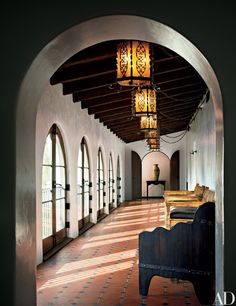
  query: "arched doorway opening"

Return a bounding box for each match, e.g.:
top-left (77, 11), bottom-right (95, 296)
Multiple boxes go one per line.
top-left (108, 153), bottom-right (115, 211)
top-left (97, 147), bottom-right (105, 219)
top-left (77, 137), bottom-right (92, 233)
top-left (170, 150), bottom-right (180, 190)
top-left (41, 124), bottom-right (67, 258)
top-left (131, 150), bottom-right (142, 200)
top-left (16, 15), bottom-right (224, 305)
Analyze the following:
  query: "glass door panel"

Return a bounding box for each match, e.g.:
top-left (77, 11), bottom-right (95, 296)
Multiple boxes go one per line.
top-left (77, 139), bottom-right (91, 230)
top-left (42, 125), bottom-right (67, 256)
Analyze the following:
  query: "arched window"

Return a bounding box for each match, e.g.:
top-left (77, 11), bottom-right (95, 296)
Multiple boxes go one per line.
top-left (97, 147), bottom-right (105, 219)
top-left (77, 137), bottom-right (91, 231)
top-left (42, 124), bottom-right (67, 256)
top-left (108, 153), bottom-right (114, 211)
top-left (117, 155), bottom-right (121, 206)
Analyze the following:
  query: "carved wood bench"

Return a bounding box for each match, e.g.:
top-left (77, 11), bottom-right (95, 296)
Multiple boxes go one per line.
top-left (139, 202), bottom-right (215, 305)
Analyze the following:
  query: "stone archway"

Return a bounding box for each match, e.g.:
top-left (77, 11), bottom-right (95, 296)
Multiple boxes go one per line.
top-left (16, 15), bottom-right (224, 305)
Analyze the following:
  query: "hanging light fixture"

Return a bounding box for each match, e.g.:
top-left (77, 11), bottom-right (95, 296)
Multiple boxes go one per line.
top-left (145, 130), bottom-right (157, 140)
top-left (116, 41), bottom-right (152, 86)
top-left (147, 138), bottom-right (159, 146)
top-left (140, 115), bottom-right (157, 132)
top-left (149, 143), bottom-right (160, 150)
top-left (132, 86), bottom-right (157, 117)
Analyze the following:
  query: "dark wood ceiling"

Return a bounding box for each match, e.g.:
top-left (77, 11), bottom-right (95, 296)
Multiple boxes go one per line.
top-left (50, 40), bottom-right (208, 143)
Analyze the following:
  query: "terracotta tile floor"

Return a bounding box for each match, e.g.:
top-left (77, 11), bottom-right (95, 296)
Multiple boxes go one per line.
top-left (37, 199), bottom-right (201, 306)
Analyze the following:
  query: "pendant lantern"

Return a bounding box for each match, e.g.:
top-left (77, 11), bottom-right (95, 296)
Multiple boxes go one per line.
top-left (117, 41), bottom-right (152, 86)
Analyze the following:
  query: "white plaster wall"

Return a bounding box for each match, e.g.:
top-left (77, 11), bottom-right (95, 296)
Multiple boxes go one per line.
top-left (36, 84), bottom-right (126, 264)
top-left (186, 97), bottom-right (216, 190)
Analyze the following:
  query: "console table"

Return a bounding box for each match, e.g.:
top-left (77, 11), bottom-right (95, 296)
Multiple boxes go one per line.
top-left (146, 180), bottom-right (166, 199)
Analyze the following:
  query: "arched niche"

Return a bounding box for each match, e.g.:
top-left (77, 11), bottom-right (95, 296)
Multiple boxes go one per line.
top-left (142, 151), bottom-right (170, 197)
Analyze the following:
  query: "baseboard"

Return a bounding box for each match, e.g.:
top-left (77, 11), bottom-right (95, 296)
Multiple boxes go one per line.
top-left (43, 237), bottom-right (73, 261)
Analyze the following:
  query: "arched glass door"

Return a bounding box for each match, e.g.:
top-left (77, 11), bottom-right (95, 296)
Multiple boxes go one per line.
top-left (77, 137), bottom-right (91, 230)
top-left (42, 124), bottom-right (67, 255)
top-left (97, 148), bottom-right (105, 219)
top-left (108, 154), bottom-right (114, 211)
top-left (117, 155), bottom-right (121, 206)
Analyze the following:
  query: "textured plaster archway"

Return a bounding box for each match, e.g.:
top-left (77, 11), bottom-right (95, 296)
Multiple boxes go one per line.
top-left (16, 15), bottom-right (224, 305)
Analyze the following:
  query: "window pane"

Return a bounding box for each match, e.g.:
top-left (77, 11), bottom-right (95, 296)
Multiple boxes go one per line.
top-left (99, 186), bottom-right (103, 209)
top-left (42, 135), bottom-right (53, 239)
top-left (42, 201), bottom-right (52, 238)
top-left (84, 192), bottom-right (90, 217)
top-left (43, 135), bottom-right (52, 165)
top-left (77, 193), bottom-right (83, 220)
top-left (84, 168), bottom-right (89, 192)
top-left (56, 166), bottom-right (65, 199)
top-left (56, 199), bottom-right (65, 231)
top-left (42, 166), bottom-right (52, 202)
top-left (56, 135), bottom-right (65, 166)
top-left (84, 145), bottom-right (89, 168)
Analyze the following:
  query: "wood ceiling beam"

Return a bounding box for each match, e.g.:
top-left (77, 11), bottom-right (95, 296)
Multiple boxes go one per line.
top-left (159, 97), bottom-right (200, 109)
top-left (80, 82), bottom-right (202, 109)
top-left (72, 75), bottom-right (198, 102)
top-left (100, 113), bottom-right (132, 124)
top-left (62, 65), bottom-right (194, 96)
top-left (73, 86), bottom-right (130, 102)
top-left (51, 58), bottom-right (115, 85)
top-left (160, 104), bottom-right (198, 115)
top-left (52, 54), bottom-right (181, 86)
top-left (63, 52), bottom-right (116, 68)
top-left (158, 88), bottom-right (204, 101)
top-left (84, 90), bottom-right (203, 116)
top-left (107, 122), bottom-right (139, 131)
top-left (99, 111), bottom-right (132, 122)
top-left (106, 117), bottom-right (137, 125)
top-left (112, 125), bottom-right (140, 133)
top-left (94, 106), bottom-right (131, 119)
top-left (63, 74), bottom-right (115, 95)
top-left (159, 81), bottom-right (203, 93)
top-left (82, 94), bottom-right (131, 109)
top-left (88, 101), bottom-right (131, 115)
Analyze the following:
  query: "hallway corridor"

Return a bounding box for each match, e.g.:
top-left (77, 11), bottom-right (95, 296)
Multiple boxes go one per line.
top-left (37, 200), bottom-right (201, 306)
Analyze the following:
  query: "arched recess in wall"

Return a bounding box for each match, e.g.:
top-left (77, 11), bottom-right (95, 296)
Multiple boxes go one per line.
top-left (108, 153), bottom-right (115, 212)
top-left (170, 150), bottom-right (180, 190)
top-left (142, 151), bottom-right (170, 197)
top-left (16, 15), bottom-right (224, 305)
top-left (97, 147), bottom-right (105, 220)
top-left (131, 150), bottom-right (142, 200)
top-left (41, 124), bottom-right (68, 258)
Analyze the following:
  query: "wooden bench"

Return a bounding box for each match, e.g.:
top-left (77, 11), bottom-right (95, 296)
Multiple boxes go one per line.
top-left (164, 183), bottom-right (205, 197)
top-left (139, 202), bottom-right (215, 305)
top-left (165, 189), bottom-right (215, 228)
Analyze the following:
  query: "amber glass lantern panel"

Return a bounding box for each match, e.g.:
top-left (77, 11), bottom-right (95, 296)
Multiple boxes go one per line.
top-left (140, 115), bottom-right (157, 131)
top-left (133, 88), bottom-right (156, 116)
top-left (117, 41), bottom-right (151, 86)
top-left (145, 130), bottom-right (157, 140)
top-left (147, 138), bottom-right (159, 146)
top-left (149, 143), bottom-right (160, 150)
